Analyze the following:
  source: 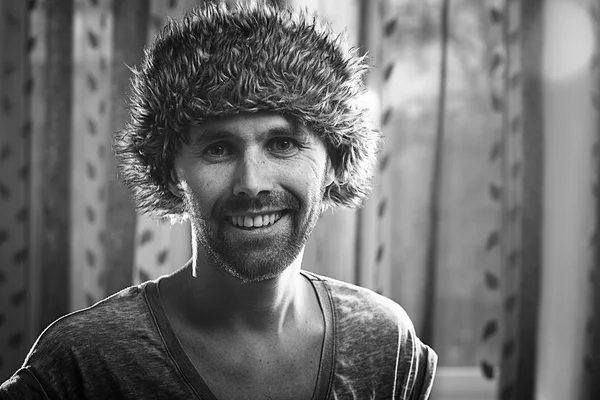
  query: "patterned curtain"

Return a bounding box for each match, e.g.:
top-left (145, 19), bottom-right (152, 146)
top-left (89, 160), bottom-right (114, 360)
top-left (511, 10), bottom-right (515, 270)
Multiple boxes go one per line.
top-left (491, 0), bottom-right (600, 399)
top-left (0, 0), bottom-right (32, 380)
top-left (492, 0), bottom-right (543, 398)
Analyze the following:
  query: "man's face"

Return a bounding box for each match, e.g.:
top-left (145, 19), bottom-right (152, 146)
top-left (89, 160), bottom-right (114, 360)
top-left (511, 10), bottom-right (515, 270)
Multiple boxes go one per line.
top-left (172, 112), bottom-right (335, 282)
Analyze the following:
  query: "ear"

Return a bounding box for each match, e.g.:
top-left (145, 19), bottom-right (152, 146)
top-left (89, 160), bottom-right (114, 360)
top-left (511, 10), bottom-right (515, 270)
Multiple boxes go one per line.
top-left (324, 156), bottom-right (336, 187)
top-left (168, 168), bottom-right (182, 199)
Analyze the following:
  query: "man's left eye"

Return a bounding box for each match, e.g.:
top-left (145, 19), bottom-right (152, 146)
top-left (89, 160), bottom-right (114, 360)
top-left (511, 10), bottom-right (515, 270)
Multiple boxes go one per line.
top-left (269, 138), bottom-right (297, 153)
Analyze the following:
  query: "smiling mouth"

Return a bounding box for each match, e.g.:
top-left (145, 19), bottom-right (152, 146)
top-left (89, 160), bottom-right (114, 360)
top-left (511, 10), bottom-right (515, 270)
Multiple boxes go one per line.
top-left (227, 212), bottom-right (285, 229)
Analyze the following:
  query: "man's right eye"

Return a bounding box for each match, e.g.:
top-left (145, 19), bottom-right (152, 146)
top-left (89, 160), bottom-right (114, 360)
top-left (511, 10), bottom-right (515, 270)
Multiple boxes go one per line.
top-left (204, 143), bottom-right (231, 158)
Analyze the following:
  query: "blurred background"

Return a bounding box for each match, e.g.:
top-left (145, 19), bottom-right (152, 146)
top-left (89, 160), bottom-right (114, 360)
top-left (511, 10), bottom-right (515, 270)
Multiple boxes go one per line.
top-left (1, 0), bottom-right (599, 399)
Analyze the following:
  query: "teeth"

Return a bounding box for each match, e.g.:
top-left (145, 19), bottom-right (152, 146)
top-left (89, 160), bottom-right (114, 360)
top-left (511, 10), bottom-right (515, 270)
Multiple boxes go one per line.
top-left (230, 213), bottom-right (282, 228)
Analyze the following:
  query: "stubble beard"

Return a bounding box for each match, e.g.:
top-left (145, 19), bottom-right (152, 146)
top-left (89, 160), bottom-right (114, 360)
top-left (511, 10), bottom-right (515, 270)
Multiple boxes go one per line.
top-left (184, 182), bottom-right (326, 283)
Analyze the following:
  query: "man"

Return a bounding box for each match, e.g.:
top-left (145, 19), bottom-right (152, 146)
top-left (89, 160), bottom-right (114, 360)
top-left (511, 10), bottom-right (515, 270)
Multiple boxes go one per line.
top-left (1, 2), bottom-right (436, 399)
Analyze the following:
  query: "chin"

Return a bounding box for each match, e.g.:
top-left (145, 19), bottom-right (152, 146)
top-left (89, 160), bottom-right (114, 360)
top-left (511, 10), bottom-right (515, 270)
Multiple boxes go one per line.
top-left (203, 243), bottom-right (294, 283)
top-left (218, 260), bottom-right (290, 283)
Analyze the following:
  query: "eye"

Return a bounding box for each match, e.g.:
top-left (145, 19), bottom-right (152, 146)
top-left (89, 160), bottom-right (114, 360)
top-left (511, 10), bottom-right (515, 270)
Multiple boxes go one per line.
top-left (268, 138), bottom-right (298, 154)
top-left (204, 143), bottom-right (232, 158)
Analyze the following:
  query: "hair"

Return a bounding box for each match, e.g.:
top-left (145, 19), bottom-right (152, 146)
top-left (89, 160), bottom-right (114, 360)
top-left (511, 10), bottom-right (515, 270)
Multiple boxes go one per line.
top-left (114, 0), bottom-right (382, 221)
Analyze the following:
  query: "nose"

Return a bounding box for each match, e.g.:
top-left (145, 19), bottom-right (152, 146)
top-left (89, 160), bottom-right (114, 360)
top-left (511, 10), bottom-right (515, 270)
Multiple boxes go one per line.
top-left (232, 152), bottom-right (274, 198)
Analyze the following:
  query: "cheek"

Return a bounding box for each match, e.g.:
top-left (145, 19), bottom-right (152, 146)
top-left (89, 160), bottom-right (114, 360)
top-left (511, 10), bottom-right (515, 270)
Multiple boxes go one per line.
top-left (189, 164), bottom-right (231, 189)
top-left (179, 179), bottom-right (224, 220)
top-left (278, 159), bottom-right (327, 199)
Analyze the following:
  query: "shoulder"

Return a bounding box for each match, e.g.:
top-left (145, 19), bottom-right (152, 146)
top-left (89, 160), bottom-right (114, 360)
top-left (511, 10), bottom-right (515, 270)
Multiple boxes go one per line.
top-left (304, 270), bottom-right (414, 334)
top-left (9, 280), bottom-right (201, 399)
top-left (303, 271), bottom-right (438, 399)
top-left (13, 282), bottom-right (161, 398)
top-left (36, 284), bottom-right (148, 344)
top-left (24, 283), bottom-right (153, 366)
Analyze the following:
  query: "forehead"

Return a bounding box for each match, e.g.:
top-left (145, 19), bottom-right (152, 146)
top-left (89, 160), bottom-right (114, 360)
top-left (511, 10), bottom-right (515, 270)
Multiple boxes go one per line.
top-left (187, 112), bottom-right (314, 142)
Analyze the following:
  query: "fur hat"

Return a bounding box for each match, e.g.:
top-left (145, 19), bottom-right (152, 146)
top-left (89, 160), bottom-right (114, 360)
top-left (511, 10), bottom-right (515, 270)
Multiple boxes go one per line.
top-left (114, 1), bottom-right (381, 221)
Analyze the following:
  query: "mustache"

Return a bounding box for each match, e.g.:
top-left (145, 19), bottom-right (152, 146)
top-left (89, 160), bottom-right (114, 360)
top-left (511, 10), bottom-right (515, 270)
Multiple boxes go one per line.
top-left (214, 191), bottom-right (300, 216)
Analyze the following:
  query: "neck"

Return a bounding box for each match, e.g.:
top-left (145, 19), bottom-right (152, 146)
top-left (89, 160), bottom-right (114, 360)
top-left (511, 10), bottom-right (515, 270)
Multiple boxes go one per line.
top-left (179, 245), bottom-right (309, 334)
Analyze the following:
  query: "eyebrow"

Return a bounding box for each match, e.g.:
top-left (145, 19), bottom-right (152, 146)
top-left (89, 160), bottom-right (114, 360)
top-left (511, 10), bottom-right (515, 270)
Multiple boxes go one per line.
top-left (189, 124), bottom-right (309, 146)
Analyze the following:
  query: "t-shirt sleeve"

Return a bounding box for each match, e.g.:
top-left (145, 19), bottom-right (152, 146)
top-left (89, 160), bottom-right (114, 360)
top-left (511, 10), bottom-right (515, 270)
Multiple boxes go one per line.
top-left (409, 338), bottom-right (437, 400)
top-left (0, 315), bottom-right (94, 400)
top-left (393, 306), bottom-right (438, 400)
top-left (0, 367), bottom-right (49, 399)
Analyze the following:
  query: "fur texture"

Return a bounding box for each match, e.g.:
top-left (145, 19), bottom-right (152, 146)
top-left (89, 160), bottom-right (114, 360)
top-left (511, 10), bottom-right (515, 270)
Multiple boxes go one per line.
top-left (114, 1), bottom-right (381, 221)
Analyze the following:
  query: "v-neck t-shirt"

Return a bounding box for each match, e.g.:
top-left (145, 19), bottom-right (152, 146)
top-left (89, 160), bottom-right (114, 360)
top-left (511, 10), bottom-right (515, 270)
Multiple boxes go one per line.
top-left (1, 271), bottom-right (437, 399)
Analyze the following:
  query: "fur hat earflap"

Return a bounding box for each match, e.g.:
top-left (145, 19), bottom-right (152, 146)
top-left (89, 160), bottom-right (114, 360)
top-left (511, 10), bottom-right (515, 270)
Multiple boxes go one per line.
top-left (114, 0), bottom-right (382, 221)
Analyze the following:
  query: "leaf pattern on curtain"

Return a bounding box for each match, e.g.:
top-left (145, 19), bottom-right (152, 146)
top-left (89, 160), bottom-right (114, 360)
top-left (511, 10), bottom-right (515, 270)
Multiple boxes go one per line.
top-left (480, 0), bottom-right (506, 384)
top-left (70, 0), bottom-right (114, 311)
top-left (496, 0), bottom-right (528, 398)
